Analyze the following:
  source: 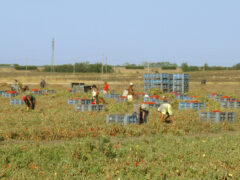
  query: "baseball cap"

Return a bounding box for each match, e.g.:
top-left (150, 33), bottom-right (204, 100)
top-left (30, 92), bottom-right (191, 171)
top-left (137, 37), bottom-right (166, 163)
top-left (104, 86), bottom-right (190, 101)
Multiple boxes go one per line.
top-left (130, 82), bottom-right (134, 86)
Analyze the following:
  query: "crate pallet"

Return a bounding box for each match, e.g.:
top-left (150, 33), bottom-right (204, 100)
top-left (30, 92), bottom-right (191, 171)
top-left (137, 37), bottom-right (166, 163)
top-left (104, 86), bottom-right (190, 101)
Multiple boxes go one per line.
top-left (103, 94), bottom-right (121, 99)
top-left (115, 96), bottom-right (128, 103)
top-left (10, 99), bottom-right (24, 105)
top-left (221, 101), bottom-right (240, 108)
top-left (44, 90), bottom-right (56, 94)
top-left (106, 114), bottom-right (138, 124)
top-left (2, 91), bottom-right (18, 98)
top-left (144, 73), bottom-right (189, 94)
top-left (199, 111), bottom-right (236, 123)
top-left (75, 104), bottom-right (105, 112)
top-left (178, 101), bottom-right (205, 110)
top-left (68, 98), bottom-right (92, 105)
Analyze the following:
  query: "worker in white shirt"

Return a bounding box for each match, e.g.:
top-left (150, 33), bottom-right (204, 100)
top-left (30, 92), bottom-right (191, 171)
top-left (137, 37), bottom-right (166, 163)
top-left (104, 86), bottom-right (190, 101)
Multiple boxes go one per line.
top-left (158, 103), bottom-right (174, 123)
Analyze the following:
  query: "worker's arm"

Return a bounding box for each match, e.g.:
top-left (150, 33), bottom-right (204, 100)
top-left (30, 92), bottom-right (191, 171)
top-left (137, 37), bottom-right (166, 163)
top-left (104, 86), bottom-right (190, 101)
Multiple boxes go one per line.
top-left (27, 96), bottom-right (33, 108)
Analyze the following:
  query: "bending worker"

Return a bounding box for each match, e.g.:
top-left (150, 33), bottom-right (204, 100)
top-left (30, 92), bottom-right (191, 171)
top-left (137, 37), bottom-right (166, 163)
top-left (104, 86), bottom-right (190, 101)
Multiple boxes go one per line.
top-left (22, 95), bottom-right (36, 110)
top-left (158, 102), bottom-right (174, 123)
top-left (127, 82), bottom-right (134, 102)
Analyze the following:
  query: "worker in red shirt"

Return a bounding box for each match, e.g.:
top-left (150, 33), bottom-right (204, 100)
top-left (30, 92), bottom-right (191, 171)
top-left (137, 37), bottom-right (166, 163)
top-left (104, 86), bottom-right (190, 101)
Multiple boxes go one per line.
top-left (103, 81), bottom-right (109, 95)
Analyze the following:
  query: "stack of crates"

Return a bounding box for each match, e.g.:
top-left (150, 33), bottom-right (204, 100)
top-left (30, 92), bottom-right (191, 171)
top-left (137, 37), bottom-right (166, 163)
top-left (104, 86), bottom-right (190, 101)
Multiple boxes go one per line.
top-left (3, 91), bottom-right (18, 98)
top-left (31, 89), bottom-right (43, 95)
top-left (75, 104), bottom-right (105, 112)
top-left (178, 101), bottom-right (205, 110)
top-left (10, 99), bottom-right (24, 105)
top-left (106, 114), bottom-right (138, 124)
top-left (103, 94), bottom-right (121, 99)
top-left (172, 74), bottom-right (189, 94)
top-left (68, 98), bottom-right (92, 105)
top-left (143, 73), bottom-right (189, 94)
top-left (115, 96), bottom-right (128, 103)
top-left (221, 101), bottom-right (240, 108)
top-left (199, 111), bottom-right (236, 123)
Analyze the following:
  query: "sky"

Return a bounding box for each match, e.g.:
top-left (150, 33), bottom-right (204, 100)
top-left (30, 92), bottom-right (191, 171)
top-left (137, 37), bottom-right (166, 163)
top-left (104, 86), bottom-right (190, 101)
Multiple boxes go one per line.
top-left (0, 0), bottom-right (239, 66)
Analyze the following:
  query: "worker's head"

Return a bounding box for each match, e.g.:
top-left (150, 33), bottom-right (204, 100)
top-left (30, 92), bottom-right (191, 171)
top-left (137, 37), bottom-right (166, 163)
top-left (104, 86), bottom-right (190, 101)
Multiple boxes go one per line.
top-left (92, 84), bottom-right (97, 90)
top-left (130, 82), bottom-right (134, 87)
top-left (22, 96), bottom-right (26, 101)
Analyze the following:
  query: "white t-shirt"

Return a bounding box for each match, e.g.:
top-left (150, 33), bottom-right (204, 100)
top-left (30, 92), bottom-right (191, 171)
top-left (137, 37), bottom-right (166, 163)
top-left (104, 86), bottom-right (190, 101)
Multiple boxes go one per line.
top-left (158, 103), bottom-right (173, 115)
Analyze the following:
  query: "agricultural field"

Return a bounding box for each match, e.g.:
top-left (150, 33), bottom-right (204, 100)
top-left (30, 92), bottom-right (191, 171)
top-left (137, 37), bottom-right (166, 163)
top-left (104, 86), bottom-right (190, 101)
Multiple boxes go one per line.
top-left (0, 71), bottom-right (240, 179)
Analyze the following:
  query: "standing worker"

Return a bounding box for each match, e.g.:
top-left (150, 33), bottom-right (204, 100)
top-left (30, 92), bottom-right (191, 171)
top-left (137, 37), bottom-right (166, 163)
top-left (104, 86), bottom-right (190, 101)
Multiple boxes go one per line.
top-left (127, 82), bottom-right (134, 102)
top-left (92, 85), bottom-right (105, 104)
top-left (103, 81), bottom-right (109, 95)
top-left (22, 95), bottom-right (36, 110)
top-left (132, 103), bottom-right (149, 124)
top-left (158, 103), bottom-right (174, 123)
top-left (40, 79), bottom-right (46, 88)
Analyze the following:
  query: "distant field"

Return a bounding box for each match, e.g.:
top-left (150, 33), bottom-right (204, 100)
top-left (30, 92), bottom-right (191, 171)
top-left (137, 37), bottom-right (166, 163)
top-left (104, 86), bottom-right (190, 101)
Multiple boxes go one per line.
top-left (0, 71), bottom-right (240, 179)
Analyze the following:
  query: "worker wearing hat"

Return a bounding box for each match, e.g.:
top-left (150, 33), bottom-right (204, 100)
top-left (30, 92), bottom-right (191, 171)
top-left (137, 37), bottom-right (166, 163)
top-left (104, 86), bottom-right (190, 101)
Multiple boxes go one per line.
top-left (22, 95), bottom-right (36, 110)
top-left (127, 82), bottom-right (134, 102)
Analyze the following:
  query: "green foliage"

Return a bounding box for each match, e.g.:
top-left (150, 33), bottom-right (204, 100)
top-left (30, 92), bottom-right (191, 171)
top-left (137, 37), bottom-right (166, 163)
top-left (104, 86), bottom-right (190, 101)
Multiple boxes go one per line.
top-left (43, 63), bottom-right (114, 73)
top-left (125, 64), bottom-right (144, 69)
top-left (14, 64), bottom-right (38, 70)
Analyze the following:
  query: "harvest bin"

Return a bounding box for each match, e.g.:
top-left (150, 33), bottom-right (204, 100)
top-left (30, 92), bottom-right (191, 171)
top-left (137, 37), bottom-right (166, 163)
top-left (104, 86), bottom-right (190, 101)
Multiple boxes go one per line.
top-left (199, 111), bottom-right (236, 123)
top-left (75, 104), bottom-right (105, 112)
top-left (103, 94), bottom-right (121, 99)
top-left (2, 91), bottom-right (18, 98)
top-left (10, 99), bottom-right (24, 105)
top-left (178, 101), bottom-right (205, 110)
top-left (68, 98), bottom-right (92, 105)
top-left (221, 101), bottom-right (240, 108)
top-left (106, 114), bottom-right (138, 125)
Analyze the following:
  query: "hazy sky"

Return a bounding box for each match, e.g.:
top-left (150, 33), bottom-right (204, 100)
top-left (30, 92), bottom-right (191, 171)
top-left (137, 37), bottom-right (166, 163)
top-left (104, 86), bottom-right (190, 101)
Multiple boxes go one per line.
top-left (0, 0), bottom-right (239, 66)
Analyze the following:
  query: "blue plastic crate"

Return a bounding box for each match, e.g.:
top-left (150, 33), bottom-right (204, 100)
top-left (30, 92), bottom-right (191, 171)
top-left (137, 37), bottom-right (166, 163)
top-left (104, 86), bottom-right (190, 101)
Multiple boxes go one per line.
top-left (115, 97), bottom-right (128, 103)
top-left (10, 99), bottom-right (24, 105)
top-left (199, 112), bottom-right (236, 123)
top-left (3, 92), bottom-right (18, 98)
top-left (173, 74), bottom-right (189, 79)
top-left (214, 97), bottom-right (237, 103)
top-left (221, 101), bottom-right (240, 108)
top-left (178, 102), bottom-right (205, 110)
top-left (31, 90), bottom-right (43, 95)
top-left (176, 95), bottom-right (193, 101)
top-left (68, 99), bottom-right (92, 105)
top-left (106, 114), bottom-right (138, 124)
top-left (0, 91), bottom-right (6, 95)
top-left (44, 90), bottom-right (56, 94)
top-left (103, 94), bottom-right (121, 99)
top-left (75, 104), bottom-right (105, 112)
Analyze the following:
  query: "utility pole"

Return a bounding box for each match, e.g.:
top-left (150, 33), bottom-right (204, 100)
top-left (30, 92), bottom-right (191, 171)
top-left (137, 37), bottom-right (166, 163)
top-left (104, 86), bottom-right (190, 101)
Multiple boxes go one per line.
top-left (105, 56), bottom-right (107, 73)
top-left (73, 63), bottom-right (75, 74)
top-left (102, 54), bottom-right (104, 79)
top-left (51, 38), bottom-right (55, 73)
top-left (148, 62), bottom-right (150, 73)
top-left (25, 57), bottom-right (28, 76)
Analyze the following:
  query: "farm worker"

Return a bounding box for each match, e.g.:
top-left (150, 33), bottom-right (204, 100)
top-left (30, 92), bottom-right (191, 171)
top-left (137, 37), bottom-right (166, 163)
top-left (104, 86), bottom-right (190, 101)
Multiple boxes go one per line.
top-left (11, 79), bottom-right (18, 91)
top-left (132, 103), bottom-right (149, 124)
top-left (127, 82), bottom-right (134, 102)
top-left (40, 79), bottom-right (46, 88)
top-left (92, 85), bottom-right (105, 104)
top-left (158, 103), bottom-right (174, 123)
top-left (22, 95), bottom-right (36, 110)
top-left (103, 81), bottom-right (109, 95)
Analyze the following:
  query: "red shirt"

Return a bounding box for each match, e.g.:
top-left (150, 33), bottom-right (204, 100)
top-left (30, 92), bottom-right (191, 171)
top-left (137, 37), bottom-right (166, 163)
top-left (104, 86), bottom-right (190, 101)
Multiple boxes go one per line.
top-left (104, 84), bottom-right (109, 91)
